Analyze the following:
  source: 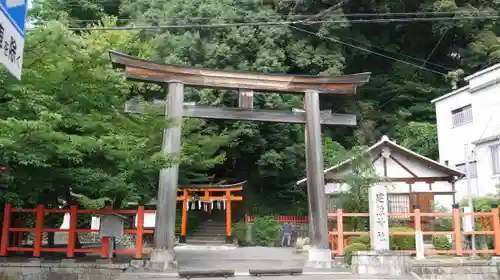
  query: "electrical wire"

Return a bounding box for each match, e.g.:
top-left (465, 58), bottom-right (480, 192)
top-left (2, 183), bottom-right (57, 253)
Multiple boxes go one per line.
top-left (472, 116), bottom-right (493, 154)
top-left (336, 35), bottom-right (452, 71)
top-left (288, 25), bottom-right (446, 75)
top-left (33, 15), bottom-right (500, 32)
top-left (297, 0), bottom-right (349, 24)
top-left (376, 28), bottom-right (449, 109)
top-left (31, 10), bottom-right (500, 24)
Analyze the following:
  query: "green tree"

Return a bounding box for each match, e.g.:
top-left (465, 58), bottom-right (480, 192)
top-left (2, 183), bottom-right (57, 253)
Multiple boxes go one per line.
top-left (26, 0), bottom-right (500, 214)
top-left (0, 19), bottom-right (231, 210)
top-left (394, 122), bottom-right (438, 159)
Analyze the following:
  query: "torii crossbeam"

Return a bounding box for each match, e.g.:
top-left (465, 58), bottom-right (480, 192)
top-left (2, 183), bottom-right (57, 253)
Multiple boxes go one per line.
top-left (109, 51), bottom-right (371, 270)
top-left (124, 100), bottom-right (357, 126)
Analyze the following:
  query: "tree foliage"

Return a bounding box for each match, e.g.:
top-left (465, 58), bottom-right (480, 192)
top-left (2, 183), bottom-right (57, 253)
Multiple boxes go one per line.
top-left (0, 19), bottom-right (231, 210)
top-left (7, 0), bottom-right (500, 212)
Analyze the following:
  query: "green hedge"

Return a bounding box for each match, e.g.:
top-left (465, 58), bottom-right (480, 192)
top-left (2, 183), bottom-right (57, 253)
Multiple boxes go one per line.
top-left (233, 216), bottom-right (281, 247)
top-left (233, 220), bottom-right (249, 246)
top-left (346, 236), bottom-right (370, 246)
top-left (343, 243), bottom-right (369, 266)
top-left (432, 235), bottom-right (451, 250)
top-left (389, 227), bottom-right (415, 250)
top-left (344, 227), bottom-right (415, 251)
top-left (251, 216), bottom-right (281, 246)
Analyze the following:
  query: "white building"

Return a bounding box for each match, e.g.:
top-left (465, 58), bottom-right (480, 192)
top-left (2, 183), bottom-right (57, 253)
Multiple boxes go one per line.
top-left (432, 63), bottom-right (500, 207)
top-left (297, 136), bottom-right (463, 225)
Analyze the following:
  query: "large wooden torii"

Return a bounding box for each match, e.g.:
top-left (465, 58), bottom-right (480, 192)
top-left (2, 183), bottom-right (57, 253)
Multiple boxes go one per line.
top-left (109, 51), bottom-right (371, 270)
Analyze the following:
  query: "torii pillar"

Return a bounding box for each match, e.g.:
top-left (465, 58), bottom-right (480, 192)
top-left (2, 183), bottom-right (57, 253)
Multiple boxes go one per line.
top-left (149, 82), bottom-right (184, 269)
top-left (110, 51), bottom-right (371, 270)
top-left (304, 90), bottom-right (330, 266)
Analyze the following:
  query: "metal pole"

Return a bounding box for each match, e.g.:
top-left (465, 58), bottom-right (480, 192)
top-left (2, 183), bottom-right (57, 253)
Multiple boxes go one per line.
top-left (150, 82), bottom-right (184, 269)
top-left (304, 90), bottom-right (329, 253)
top-left (464, 143), bottom-right (476, 257)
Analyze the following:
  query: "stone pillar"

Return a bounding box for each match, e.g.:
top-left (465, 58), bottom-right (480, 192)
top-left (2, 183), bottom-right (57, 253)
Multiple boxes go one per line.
top-left (304, 99), bottom-right (314, 240)
top-left (368, 185), bottom-right (389, 250)
top-left (148, 82), bottom-right (184, 271)
top-left (351, 185), bottom-right (414, 276)
top-left (304, 90), bottom-right (331, 268)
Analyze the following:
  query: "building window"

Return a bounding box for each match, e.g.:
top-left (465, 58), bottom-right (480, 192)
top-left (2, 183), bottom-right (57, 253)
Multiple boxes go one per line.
top-left (451, 105), bottom-right (473, 127)
top-left (456, 161), bottom-right (478, 178)
top-left (388, 194), bottom-right (410, 213)
top-left (490, 144), bottom-right (500, 175)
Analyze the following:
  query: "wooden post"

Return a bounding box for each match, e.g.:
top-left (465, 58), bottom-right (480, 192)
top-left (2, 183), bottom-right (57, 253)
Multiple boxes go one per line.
top-left (329, 234), bottom-right (335, 256)
top-left (414, 206), bottom-right (422, 232)
top-left (238, 89), bottom-right (254, 109)
top-left (135, 206), bottom-right (145, 259)
top-left (33, 204), bottom-right (44, 257)
top-left (414, 205), bottom-right (424, 259)
top-left (452, 204), bottom-right (462, 256)
top-left (0, 204), bottom-right (12, 256)
top-left (100, 204), bottom-right (112, 258)
top-left (101, 237), bottom-right (110, 258)
top-left (492, 204), bottom-right (500, 256)
top-left (180, 190), bottom-right (188, 244)
top-left (67, 204), bottom-right (78, 258)
top-left (336, 209), bottom-right (344, 256)
top-left (16, 219), bottom-right (22, 247)
top-left (225, 190), bottom-right (232, 244)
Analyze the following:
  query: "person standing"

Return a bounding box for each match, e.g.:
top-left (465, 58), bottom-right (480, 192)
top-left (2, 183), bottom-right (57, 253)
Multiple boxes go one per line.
top-left (281, 222), bottom-right (292, 247)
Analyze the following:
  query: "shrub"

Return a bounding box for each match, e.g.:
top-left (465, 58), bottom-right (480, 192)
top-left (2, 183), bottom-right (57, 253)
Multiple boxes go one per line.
top-left (347, 236), bottom-right (370, 246)
top-left (233, 220), bottom-right (250, 246)
top-left (390, 227), bottom-right (415, 250)
top-left (343, 242), bottom-right (369, 266)
top-left (251, 216), bottom-right (281, 246)
top-left (432, 235), bottom-right (451, 251)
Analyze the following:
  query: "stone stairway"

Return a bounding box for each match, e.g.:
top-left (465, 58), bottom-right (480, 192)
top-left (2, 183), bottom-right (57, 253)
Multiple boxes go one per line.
top-left (187, 219), bottom-right (228, 245)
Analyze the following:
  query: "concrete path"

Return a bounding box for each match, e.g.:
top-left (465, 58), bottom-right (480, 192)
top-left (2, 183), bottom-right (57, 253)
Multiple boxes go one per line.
top-left (118, 246), bottom-right (416, 280)
top-left (119, 274), bottom-right (415, 280)
top-left (175, 247), bottom-right (307, 271)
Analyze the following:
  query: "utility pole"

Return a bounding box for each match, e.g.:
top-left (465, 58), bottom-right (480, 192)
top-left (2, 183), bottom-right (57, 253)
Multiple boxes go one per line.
top-left (464, 143), bottom-right (476, 257)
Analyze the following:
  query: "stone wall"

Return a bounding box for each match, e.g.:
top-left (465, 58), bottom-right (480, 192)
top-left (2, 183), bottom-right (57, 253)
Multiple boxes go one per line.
top-left (411, 260), bottom-right (500, 280)
top-left (0, 260), bottom-right (127, 280)
top-left (352, 252), bottom-right (500, 280)
top-left (351, 251), bottom-right (412, 276)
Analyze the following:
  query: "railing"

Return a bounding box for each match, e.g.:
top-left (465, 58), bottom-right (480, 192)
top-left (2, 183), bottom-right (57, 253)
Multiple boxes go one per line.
top-left (328, 205), bottom-right (500, 256)
top-left (0, 204), bottom-right (153, 258)
top-left (245, 215), bottom-right (309, 223)
top-left (5, 204), bottom-right (500, 258)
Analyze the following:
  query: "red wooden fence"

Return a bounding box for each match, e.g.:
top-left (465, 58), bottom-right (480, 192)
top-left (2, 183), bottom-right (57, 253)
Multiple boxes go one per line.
top-left (245, 215), bottom-right (309, 223)
top-left (0, 203), bottom-right (153, 258)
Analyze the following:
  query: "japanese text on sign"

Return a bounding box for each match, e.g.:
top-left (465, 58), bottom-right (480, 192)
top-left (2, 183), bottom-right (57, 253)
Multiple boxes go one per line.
top-left (0, 3), bottom-right (25, 80)
top-left (0, 24), bottom-right (19, 65)
top-left (369, 185), bottom-right (390, 250)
